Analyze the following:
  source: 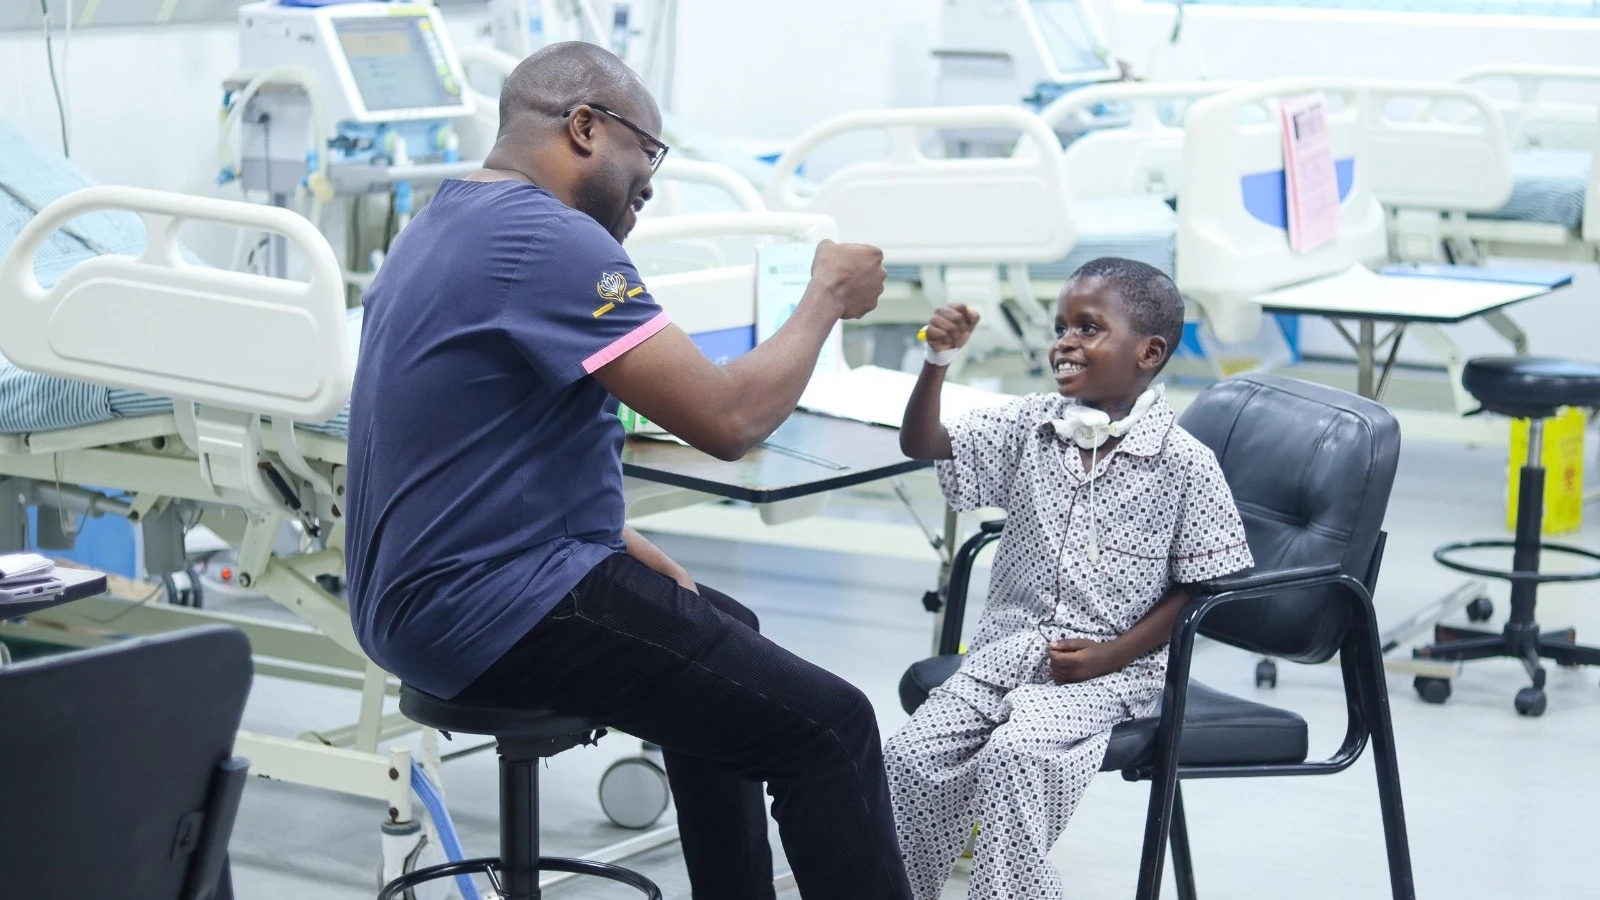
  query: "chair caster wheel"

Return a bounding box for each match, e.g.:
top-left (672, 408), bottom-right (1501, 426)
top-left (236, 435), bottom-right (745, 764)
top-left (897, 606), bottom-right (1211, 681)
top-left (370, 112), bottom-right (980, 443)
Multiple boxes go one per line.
top-left (1466, 596), bottom-right (1493, 623)
top-left (599, 755), bottom-right (670, 829)
top-left (1514, 687), bottom-right (1547, 717)
top-left (1414, 676), bottom-right (1451, 704)
top-left (1254, 659), bottom-right (1278, 688)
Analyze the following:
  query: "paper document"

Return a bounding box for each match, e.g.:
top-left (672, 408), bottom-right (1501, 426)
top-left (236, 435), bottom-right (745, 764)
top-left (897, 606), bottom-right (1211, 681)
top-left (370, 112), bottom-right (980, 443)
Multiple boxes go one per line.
top-left (799, 365), bottom-right (1016, 428)
top-left (1254, 265), bottom-right (1550, 322)
top-left (757, 241), bottom-right (846, 377)
top-left (1279, 92), bottom-right (1341, 254)
top-left (0, 552), bottom-right (62, 603)
top-left (0, 552), bottom-right (51, 584)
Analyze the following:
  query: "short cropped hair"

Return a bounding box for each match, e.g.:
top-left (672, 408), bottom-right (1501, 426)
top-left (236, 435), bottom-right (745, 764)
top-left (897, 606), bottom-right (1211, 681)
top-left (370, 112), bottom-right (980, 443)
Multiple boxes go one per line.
top-left (1070, 257), bottom-right (1184, 367)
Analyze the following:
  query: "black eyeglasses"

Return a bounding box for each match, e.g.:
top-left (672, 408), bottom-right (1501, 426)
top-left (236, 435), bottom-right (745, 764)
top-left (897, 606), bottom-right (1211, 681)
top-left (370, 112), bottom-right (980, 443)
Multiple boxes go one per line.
top-left (564, 103), bottom-right (669, 171)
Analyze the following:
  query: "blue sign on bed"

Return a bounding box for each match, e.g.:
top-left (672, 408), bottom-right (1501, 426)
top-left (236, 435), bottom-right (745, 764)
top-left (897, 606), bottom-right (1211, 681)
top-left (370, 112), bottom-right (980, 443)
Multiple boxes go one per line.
top-left (1240, 158), bottom-right (1356, 230)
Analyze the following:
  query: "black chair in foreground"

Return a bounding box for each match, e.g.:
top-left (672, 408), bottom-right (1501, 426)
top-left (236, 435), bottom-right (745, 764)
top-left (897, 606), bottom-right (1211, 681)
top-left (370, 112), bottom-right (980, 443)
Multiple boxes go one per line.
top-left (899, 373), bottom-right (1415, 899)
top-left (0, 625), bottom-right (253, 900)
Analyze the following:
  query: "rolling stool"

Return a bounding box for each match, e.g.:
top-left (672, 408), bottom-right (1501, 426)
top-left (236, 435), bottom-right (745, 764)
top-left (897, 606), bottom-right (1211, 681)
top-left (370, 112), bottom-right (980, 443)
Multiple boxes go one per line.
top-left (378, 685), bottom-right (662, 900)
top-left (1413, 357), bottom-right (1600, 716)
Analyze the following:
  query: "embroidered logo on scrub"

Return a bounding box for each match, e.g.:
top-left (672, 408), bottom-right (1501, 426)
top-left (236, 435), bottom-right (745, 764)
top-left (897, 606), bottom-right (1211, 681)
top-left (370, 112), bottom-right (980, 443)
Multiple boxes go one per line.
top-left (593, 271), bottom-right (645, 318)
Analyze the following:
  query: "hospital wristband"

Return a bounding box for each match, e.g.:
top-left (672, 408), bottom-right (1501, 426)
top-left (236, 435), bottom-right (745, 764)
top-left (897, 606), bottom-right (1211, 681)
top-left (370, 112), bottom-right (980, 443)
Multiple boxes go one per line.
top-left (925, 345), bottom-right (963, 367)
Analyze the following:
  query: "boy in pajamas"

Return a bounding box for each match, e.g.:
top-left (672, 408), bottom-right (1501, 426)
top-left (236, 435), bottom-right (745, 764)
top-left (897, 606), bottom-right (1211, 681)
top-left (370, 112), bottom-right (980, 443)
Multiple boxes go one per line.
top-left (886, 258), bottom-right (1254, 899)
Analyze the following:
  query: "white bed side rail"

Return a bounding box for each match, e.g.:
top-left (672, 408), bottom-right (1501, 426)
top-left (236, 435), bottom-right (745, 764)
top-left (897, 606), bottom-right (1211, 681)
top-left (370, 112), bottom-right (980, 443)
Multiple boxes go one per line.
top-left (628, 212), bottom-right (836, 337)
top-left (453, 44), bottom-right (520, 161)
top-left (1177, 78), bottom-right (1389, 343)
top-left (0, 185), bottom-right (350, 421)
top-left (762, 106), bottom-right (1076, 265)
top-left (1366, 82), bottom-right (1512, 212)
top-left (1039, 81), bottom-right (1243, 201)
top-left (1450, 65), bottom-right (1600, 244)
top-left (1449, 64), bottom-right (1600, 151)
top-left (651, 157), bottom-right (766, 214)
top-left (0, 185), bottom-right (349, 513)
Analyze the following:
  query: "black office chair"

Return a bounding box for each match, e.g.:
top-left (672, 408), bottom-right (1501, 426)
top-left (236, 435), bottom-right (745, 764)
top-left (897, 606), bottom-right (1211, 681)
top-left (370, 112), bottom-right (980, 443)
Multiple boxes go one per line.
top-left (379, 687), bottom-right (662, 900)
top-left (1412, 357), bottom-right (1600, 716)
top-left (899, 373), bottom-right (1414, 900)
top-left (0, 625), bottom-right (253, 900)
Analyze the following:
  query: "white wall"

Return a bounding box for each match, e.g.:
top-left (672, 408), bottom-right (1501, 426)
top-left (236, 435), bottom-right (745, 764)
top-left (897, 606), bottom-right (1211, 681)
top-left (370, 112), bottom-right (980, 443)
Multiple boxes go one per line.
top-left (1093, 0), bottom-right (1600, 83)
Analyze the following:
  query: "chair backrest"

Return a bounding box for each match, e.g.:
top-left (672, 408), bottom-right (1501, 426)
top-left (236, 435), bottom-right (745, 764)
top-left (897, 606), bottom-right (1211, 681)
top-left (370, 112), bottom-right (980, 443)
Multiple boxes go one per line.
top-left (0, 625), bottom-right (253, 899)
top-left (1178, 373), bottom-right (1400, 663)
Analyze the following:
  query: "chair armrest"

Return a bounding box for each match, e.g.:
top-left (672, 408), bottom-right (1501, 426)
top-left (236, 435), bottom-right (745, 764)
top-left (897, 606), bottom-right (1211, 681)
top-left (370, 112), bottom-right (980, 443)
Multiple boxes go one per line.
top-left (1196, 563), bottom-right (1343, 598)
top-left (936, 520), bottom-right (1007, 656)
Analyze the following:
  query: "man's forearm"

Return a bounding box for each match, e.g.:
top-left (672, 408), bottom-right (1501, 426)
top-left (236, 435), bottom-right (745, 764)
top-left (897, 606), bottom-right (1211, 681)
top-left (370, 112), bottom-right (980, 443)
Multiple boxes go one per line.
top-left (715, 290), bottom-right (840, 451)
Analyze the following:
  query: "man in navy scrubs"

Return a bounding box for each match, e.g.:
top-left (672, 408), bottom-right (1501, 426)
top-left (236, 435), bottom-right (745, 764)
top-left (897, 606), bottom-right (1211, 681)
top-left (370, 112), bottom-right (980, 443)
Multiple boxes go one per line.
top-left (345, 41), bottom-right (912, 900)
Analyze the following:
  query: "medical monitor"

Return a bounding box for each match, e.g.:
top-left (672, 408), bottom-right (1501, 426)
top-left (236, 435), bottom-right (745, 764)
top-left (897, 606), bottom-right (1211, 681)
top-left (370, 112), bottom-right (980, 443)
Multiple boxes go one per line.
top-left (1024, 0), bottom-right (1118, 83)
top-left (332, 15), bottom-right (461, 114)
top-left (238, 2), bottom-right (474, 125)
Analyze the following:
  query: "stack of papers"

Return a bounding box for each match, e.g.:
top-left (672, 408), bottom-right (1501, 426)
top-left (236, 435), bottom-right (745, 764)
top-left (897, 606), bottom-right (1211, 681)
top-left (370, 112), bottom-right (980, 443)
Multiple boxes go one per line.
top-left (0, 552), bottom-right (65, 603)
top-left (799, 365), bottom-right (1016, 428)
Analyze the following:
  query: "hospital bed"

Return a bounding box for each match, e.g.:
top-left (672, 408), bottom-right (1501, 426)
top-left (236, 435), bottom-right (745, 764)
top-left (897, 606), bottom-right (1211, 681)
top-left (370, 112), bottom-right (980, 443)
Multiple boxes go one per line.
top-left (1393, 65), bottom-right (1600, 265)
top-left (0, 119), bottom-right (842, 889)
top-left (1178, 77), bottom-right (1540, 415)
top-left (761, 105), bottom-right (1081, 371)
top-left (1041, 79), bottom-right (1241, 203)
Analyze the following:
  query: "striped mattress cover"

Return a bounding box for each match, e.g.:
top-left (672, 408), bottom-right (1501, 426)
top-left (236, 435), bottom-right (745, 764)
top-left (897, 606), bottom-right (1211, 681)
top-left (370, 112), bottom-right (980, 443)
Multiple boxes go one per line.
top-left (1474, 150), bottom-right (1590, 229)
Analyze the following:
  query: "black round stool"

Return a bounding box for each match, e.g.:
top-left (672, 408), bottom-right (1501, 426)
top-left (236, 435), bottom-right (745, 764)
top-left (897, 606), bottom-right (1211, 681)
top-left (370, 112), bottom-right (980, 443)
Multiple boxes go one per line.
top-left (1413, 357), bottom-right (1600, 716)
top-left (378, 686), bottom-right (662, 900)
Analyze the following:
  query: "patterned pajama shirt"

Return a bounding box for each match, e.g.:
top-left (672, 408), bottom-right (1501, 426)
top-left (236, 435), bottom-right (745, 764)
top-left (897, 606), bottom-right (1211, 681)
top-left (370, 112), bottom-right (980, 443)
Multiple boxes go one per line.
top-left (884, 392), bottom-right (1254, 899)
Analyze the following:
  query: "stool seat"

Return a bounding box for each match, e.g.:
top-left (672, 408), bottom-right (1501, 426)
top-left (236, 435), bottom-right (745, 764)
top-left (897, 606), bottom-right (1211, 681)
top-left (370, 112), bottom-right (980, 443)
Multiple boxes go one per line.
top-left (399, 685), bottom-right (603, 748)
top-left (1463, 357), bottom-right (1600, 420)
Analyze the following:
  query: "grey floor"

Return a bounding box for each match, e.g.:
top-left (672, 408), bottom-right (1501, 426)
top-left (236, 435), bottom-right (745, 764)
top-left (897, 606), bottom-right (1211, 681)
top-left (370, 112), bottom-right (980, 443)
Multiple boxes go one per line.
top-left (223, 430), bottom-right (1600, 900)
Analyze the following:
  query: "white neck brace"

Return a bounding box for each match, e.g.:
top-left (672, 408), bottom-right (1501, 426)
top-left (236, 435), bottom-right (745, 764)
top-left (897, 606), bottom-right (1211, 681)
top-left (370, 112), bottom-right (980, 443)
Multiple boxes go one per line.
top-left (1050, 385), bottom-right (1163, 450)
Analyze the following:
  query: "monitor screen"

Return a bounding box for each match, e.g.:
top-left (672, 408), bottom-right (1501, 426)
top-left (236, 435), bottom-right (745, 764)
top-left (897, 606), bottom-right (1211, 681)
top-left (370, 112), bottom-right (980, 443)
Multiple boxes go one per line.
top-left (333, 15), bottom-right (463, 113)
top-left (1028, 0), bottom-right (1109, 79)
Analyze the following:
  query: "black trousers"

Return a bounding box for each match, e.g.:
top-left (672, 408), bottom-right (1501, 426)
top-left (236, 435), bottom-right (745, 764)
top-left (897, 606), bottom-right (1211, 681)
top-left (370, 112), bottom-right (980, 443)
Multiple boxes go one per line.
top-left (455, 552), bottom-right (913, 900)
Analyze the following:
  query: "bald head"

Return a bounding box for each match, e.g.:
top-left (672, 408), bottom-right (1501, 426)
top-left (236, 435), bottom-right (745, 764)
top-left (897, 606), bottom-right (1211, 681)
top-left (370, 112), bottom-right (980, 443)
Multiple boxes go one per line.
top-left (498, 41), bottom-right (654, 138)
top-left (481, 42), bottom-right (664, 243)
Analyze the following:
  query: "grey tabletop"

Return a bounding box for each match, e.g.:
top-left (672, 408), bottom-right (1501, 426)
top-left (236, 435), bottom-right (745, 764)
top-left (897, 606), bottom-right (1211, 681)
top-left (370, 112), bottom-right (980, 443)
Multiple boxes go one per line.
top-left (622, 411), bottom-right (930, 503)
top-left (0, 567), bottom-right (109, 620)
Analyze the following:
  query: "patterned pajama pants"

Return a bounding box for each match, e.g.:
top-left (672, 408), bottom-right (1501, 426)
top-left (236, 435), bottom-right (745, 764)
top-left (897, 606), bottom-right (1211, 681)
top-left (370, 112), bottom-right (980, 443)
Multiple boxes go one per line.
top-left (884, 673), bottom-right (1137, 900)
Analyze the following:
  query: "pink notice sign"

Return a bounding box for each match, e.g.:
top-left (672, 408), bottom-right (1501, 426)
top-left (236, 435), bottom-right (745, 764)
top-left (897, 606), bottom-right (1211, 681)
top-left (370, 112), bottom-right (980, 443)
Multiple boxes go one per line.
top-left (1279, 92), bottom-right (1341, 253)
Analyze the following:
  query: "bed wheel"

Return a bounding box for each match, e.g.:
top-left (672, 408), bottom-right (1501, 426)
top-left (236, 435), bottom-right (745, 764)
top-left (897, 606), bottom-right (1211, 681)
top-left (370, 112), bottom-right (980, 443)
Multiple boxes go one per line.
top-left (599, 755), bottom-right (671, 830)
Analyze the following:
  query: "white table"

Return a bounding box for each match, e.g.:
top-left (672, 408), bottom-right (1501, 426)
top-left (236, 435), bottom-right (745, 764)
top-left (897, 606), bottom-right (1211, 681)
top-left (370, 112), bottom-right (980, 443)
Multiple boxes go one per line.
top-left (1254, 265), bottom-right (1556, 400)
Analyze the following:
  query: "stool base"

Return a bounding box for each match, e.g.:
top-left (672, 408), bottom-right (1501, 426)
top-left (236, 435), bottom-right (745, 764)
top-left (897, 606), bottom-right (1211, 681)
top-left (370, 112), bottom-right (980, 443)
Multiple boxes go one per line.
top-left (1413, 622), bottom-right (1600, 716)
top-left (379, 855), bottom-right (663, 900)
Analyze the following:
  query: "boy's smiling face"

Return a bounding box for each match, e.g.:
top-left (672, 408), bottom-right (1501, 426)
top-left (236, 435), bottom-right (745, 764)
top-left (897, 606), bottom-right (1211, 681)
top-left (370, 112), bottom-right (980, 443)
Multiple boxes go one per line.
top-left (1050, 276), bottom-right (1170, 414)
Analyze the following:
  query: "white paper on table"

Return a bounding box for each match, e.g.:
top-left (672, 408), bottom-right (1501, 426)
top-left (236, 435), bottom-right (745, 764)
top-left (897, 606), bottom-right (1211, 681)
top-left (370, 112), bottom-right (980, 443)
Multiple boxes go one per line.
top-left (799, 365), bottom-right (1017, 428)
top-left (756, 241), bottom-right (846, 377)
top-left (1279, 92), bottom-right (1341, 254)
